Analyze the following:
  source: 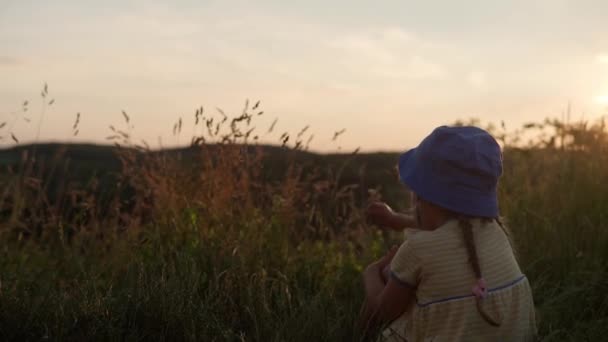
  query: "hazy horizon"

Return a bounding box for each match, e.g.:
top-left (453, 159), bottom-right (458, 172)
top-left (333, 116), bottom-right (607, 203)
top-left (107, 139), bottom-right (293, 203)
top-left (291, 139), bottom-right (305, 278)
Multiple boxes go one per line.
top-left (2, 0), bottom-right (608, 152)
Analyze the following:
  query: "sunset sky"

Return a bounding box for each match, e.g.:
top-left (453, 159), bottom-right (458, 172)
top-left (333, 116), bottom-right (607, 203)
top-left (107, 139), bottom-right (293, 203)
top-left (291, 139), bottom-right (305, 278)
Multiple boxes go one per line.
top-left (2, 0), bottom-right (608, 152)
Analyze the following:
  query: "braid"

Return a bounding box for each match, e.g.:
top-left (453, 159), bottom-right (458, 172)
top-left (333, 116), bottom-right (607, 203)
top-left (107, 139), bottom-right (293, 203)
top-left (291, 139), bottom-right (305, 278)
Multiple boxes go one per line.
top-left (459, 218), bottom-right (482, 278)
top-left (458, 217), bottom-right (501, 327)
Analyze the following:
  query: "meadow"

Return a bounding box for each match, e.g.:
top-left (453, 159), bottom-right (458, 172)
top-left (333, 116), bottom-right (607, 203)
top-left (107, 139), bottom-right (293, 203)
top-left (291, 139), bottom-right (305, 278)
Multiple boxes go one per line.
top-left (0, 97), bottom-right (607, 341)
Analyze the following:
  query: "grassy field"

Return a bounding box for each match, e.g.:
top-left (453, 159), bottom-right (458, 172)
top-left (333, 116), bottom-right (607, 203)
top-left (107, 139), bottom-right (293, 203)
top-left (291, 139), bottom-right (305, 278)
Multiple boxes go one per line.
top-left (0, 104), bottom-right (607, 341)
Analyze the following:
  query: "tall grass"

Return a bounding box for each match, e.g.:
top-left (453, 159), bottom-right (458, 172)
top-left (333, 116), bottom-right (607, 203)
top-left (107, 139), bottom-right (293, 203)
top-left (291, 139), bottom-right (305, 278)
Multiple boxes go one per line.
top-left (497, 119), bottom-right (608, 340)
top-left (0, 96), bottom-right (607, 341)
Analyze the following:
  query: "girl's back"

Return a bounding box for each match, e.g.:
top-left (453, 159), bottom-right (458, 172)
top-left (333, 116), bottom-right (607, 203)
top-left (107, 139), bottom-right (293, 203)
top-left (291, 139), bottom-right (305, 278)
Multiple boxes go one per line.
top-left (386, 219), bottom-right (536, 341)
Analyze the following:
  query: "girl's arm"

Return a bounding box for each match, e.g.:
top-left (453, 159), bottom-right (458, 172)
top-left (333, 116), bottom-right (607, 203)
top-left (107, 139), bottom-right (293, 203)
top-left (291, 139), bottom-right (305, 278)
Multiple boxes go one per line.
top-left (367, 202), bottom-right (416, 231)
top-left (359, 247), bottom-right (415, 335)
top-left (388, 212), bottom-right (417, 231)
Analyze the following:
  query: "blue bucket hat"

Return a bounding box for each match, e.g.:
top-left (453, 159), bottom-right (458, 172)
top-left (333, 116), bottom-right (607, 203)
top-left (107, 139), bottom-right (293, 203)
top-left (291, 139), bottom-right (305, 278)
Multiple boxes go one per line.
top-left (398, 126), bottom-right (502, 218)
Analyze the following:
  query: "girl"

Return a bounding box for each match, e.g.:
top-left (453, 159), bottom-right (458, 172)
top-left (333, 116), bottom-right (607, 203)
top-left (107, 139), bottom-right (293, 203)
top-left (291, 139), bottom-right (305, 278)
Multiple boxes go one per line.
top-left (360, 126), bottom-right (536, 341)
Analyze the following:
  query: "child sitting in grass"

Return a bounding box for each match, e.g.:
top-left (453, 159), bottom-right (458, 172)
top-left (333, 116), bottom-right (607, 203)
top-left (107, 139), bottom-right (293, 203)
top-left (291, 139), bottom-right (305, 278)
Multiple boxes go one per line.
top-left (360, 126), bottom-right (537, 341)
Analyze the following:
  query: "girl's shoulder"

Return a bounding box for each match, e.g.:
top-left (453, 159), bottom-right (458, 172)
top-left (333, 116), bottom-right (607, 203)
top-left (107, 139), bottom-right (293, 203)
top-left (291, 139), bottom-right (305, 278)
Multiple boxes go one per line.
top-left (404, 219), bottom-right (504, 250)
top-left (404, 220), bottom-right (461, 241)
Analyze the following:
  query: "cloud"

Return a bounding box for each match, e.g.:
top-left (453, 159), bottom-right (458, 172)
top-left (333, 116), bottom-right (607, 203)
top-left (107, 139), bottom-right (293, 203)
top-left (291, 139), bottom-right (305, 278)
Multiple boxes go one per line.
top-left (0, 56), bottom-right (22, 66)
top-left (467, 71), bottom-right (486, 88)
top-left (328, 27), bottom-right (446, 81)
top-left (370, 55), bottom-right (445, 80)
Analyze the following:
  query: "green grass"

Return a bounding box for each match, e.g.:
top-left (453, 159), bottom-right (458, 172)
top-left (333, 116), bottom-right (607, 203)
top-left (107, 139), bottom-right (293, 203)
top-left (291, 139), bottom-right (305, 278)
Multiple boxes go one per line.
top-left (1, 105), bottom-right (607, 341)
top-left (0, 212), bottom-right (377, 341)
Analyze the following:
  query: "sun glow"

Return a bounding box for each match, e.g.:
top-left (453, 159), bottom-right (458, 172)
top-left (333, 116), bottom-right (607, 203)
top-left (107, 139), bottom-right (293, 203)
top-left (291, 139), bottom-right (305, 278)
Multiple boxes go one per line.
top-left (597, 54), bottom-right (608, 64)
top-left (595, 95), bottom-right (608, 106)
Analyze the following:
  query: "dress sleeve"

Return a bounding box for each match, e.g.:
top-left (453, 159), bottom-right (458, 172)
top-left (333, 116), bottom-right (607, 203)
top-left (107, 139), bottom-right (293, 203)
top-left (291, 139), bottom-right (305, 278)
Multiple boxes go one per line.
top-left (389, 237), bottom-right (422, 288)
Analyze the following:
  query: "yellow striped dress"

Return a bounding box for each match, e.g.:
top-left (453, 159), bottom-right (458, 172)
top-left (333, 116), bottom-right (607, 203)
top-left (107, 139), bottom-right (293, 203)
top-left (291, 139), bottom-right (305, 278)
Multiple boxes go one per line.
top-left (385, 219), bottom-right (537, 341)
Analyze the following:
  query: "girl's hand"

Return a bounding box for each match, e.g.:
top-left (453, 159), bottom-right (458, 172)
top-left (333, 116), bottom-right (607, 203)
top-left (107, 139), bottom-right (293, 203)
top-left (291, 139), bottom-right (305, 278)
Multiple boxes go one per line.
top-left (382, 264), bottom-right (391, 283)
top-left (364, 245), bottom-right (399, 280)
top-left (360, 244), bottom-right (414, 330)
top-left (366, 202), bottom-right (396, 229)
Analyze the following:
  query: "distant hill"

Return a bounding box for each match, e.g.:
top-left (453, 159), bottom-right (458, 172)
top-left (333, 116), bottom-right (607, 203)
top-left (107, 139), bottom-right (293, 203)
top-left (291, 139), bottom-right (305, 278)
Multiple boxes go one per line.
top-left (0, 143), bottom-right (410, 210)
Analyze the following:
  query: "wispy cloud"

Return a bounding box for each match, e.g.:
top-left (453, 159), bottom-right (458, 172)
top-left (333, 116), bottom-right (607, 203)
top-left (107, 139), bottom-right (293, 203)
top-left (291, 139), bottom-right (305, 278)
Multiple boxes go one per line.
top-left (467, 71), bottom-right (486, 88)
top-left (0, 56), bottom-right (22, 66)
top-left (328, 27), bottom-right (446, 81)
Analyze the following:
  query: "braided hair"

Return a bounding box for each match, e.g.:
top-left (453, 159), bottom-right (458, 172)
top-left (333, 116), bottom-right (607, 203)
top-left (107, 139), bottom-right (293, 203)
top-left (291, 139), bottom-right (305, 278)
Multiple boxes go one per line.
top-left (458, 216), bottom-right (502, 327)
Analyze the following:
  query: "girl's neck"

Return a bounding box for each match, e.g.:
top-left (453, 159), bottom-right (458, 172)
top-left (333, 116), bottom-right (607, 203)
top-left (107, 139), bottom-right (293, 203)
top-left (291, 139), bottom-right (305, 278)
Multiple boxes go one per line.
top-left (422, 215), bottom-right (453, 231)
